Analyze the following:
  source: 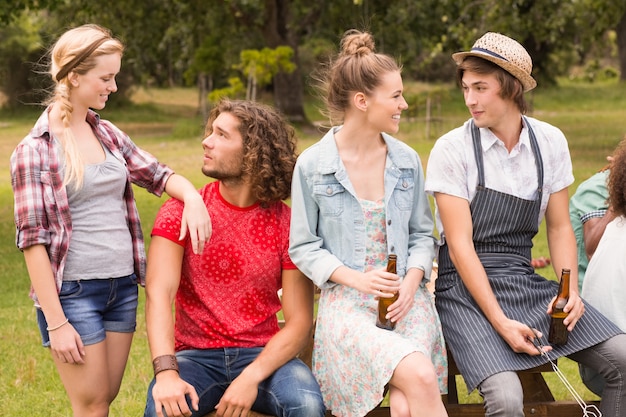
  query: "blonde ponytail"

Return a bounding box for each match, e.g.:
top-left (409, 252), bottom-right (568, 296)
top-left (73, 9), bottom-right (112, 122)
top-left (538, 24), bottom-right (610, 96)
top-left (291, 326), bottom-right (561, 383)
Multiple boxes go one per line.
top-left (53, 82), bottom-right (84, 189)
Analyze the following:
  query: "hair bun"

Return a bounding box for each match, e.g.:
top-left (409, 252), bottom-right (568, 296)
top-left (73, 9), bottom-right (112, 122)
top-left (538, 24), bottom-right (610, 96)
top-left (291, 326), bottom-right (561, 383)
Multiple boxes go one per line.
top-left (340, 30), bottom-right (375, 57)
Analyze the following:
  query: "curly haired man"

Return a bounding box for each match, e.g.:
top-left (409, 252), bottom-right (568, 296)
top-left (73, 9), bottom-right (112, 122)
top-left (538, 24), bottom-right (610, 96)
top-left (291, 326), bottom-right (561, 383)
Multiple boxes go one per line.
top-left (143, 99), bottom-right (324, 417)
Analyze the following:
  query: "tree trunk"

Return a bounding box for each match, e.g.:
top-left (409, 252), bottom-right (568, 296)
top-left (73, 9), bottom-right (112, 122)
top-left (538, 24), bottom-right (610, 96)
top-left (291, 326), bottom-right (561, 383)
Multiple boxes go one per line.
top-left (274, 64), bottom-right (307, 123)
top-left (617, 10), bottom-right (626, 82)
top-left (262, 0), bottom-right (308, 123)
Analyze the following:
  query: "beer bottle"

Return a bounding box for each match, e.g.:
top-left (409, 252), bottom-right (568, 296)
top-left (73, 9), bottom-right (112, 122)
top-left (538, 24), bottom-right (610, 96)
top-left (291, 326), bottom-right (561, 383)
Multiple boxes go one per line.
top-left (376, 254), bottom-right (399, 331)
top-left (548, 268), bottom-right (571, 345)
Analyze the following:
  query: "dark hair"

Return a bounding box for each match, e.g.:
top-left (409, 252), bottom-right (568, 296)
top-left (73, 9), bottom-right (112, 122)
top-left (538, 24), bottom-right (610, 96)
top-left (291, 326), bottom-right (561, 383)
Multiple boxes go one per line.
top-left (206, 99), bottom-right (297, 205)
top-left (317, 29), bottom-right (401, 125)
top-left (456, 56), bottom-right (528, 114)
top-left (608, 137), bottom-right (626, 217)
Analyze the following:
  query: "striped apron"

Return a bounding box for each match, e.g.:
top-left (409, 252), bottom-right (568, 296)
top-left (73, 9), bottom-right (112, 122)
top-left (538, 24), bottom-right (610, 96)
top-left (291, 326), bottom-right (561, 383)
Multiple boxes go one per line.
top-left (435, 118), bottom-right (622, 392)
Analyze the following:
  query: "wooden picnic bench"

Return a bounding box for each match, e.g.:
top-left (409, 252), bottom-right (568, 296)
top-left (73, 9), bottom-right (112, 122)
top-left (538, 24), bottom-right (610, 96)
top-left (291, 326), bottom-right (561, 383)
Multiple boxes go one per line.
top-left (203, 329), bottom-right (592, 417)
top-left (204, 280), bottom-right (596, 417)
top-left (443, 349), bottom-right (595, 417)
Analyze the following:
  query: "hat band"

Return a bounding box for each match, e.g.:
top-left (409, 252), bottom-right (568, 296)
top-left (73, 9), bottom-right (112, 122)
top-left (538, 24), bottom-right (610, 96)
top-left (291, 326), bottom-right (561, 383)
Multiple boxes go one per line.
top-left (471, 47), bottom-right (509, 62)
top-left (56, 37), bottom-right (109, 82)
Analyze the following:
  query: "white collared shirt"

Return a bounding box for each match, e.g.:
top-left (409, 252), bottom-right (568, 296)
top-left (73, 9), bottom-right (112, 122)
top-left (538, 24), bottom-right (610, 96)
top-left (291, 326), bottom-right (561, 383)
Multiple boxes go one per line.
top-left (425, 116), bottom-right (574, 236)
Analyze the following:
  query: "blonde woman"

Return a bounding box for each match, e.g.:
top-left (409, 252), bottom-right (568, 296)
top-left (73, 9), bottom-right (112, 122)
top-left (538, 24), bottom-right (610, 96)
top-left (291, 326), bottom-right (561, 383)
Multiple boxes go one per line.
top-left (11, 24), bottom-right (210, 417)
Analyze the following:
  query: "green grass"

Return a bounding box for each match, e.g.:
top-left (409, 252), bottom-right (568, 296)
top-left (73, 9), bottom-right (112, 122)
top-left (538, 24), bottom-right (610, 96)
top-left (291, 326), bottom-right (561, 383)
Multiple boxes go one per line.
top-left (2, 80), bottom-right (623, 414)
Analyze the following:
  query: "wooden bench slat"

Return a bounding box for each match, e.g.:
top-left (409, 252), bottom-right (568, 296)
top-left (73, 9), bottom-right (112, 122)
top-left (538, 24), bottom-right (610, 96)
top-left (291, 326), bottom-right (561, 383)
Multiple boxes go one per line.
top-left (446, 350), bottom-right (556, 404)
top-left (202, 287), bottom-right (593, 417)
top-left (445, 402), bottom-right (588, 417)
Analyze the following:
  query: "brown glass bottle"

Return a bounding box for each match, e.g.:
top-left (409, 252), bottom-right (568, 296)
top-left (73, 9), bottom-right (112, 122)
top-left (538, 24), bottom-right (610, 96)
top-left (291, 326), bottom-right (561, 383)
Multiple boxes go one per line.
top-left (548, 268), bottom-right (571, 345)
top-left (376, 254), bottom-right (399, 330)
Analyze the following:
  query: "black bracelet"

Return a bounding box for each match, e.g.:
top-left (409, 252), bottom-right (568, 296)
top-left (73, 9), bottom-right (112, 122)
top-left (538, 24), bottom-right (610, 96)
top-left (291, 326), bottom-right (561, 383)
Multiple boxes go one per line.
top-left (152, 354), bottom-right (179, 376)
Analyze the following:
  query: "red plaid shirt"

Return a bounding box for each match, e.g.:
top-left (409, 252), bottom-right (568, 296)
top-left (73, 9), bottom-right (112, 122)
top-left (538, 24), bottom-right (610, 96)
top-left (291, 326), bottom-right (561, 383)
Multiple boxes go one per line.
top-left (11, 107), bottom-right (173, 304)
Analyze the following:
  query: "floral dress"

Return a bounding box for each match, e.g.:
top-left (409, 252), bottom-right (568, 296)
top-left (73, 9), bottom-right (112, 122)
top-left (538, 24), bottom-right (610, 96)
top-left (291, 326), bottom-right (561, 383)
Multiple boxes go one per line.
top-left (312, 198), bottom-right (447, 417)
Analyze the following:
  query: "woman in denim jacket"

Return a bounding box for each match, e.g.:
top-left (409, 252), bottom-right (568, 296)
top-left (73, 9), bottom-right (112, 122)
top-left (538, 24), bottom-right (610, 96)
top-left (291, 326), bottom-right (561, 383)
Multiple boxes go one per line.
top-left (288, 30), bottom-right (448, 417)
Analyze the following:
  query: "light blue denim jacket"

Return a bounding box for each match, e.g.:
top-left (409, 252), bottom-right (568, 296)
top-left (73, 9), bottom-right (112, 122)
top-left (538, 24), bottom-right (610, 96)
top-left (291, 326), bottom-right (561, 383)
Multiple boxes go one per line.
top-left (289, 127), bottom-right (435, 289)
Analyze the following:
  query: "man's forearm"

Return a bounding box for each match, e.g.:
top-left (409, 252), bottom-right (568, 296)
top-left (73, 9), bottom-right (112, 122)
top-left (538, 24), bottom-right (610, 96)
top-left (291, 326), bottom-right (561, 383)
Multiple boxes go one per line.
top-left (584, 208), bottom-right (615, 259)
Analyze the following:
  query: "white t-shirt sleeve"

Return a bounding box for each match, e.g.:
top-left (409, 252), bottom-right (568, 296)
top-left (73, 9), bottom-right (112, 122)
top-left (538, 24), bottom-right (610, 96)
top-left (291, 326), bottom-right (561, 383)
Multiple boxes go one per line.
top-left (425, 126), bottom-right (472, 201)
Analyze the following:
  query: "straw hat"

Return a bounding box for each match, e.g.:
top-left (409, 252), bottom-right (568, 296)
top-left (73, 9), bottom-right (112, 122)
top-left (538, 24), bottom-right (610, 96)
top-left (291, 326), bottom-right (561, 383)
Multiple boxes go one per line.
top-left (452, 32), bottom-right (537, 92)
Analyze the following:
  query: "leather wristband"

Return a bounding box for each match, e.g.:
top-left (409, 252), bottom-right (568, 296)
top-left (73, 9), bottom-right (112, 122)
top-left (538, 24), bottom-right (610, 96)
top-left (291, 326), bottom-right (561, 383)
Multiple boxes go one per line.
top-left (152, 355), bottom-right (179, 376)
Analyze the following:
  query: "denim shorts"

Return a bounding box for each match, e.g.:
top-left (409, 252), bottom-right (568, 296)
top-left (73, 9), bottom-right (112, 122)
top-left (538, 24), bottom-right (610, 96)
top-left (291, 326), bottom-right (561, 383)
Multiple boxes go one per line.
top-left (37, 274), bottom-right (138, 347)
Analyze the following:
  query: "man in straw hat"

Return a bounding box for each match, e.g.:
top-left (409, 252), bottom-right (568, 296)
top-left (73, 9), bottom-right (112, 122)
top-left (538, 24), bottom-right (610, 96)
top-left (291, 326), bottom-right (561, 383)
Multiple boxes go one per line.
top-left (425, 32), bottom-right (626, 416)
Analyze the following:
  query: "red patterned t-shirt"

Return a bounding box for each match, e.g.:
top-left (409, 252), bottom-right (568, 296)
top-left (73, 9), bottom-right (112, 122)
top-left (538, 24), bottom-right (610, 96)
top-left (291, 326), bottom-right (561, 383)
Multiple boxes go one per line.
top-left (151, 181), bottom-right (295, 351)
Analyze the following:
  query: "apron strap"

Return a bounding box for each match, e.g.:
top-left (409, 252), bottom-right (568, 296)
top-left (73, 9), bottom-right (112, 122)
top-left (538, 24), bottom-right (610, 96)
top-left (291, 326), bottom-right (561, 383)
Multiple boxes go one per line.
top-left (523, 115), bottom-right (544, 194)
top-left (470, 121), bottom-right (486, 187)
top-left (470, 117), bottom-right (544, 195)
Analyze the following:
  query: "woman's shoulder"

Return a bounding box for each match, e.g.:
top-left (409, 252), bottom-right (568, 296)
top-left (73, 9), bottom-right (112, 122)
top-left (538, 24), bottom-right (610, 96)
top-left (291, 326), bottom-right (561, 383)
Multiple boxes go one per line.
top-left (297, 140), bottom-right (323, 160)
top-left (95, 114), bottom-right (130, 145)
top-left (14, 131), bottom-right (48, 151)
top-left (98, 119), bottom-right (124, 136)
top-left (17, 108), bottom-right (54, 146)
top-left (382, 133), bottom-right (420, 165)
top-left (296, 128), bottom-right (337, 167)
top-left (12, 122), bottom-right (56, 161)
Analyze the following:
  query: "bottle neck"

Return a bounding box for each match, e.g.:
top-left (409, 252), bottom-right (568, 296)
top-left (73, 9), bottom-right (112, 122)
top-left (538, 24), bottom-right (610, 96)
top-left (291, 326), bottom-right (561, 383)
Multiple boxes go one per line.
top-left (387, 255), bottom-right (397, 274)
top-left (559, 271), bottom-right (570, 299)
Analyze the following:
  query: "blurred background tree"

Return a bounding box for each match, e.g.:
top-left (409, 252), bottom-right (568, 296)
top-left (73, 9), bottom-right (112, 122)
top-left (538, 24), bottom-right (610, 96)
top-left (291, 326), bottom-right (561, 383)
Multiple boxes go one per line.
top-left (1, 0), bottom-right (625, 123)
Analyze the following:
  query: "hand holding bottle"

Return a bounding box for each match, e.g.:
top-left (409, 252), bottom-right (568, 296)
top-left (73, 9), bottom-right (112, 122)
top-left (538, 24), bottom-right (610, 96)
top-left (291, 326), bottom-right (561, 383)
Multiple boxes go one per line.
top-left (377, 255), bottom-right (399, 330)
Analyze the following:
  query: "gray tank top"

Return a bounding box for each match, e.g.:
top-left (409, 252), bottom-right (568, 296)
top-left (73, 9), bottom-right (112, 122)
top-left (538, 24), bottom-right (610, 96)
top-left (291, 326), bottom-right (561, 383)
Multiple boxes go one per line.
top-left (63, 145), bottom-right (134, 280)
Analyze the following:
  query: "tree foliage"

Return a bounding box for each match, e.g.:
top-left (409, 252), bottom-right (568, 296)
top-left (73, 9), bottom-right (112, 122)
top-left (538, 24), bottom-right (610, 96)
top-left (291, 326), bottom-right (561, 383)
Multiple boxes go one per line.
top-left (208, 46), bottom-right (295, 103)
top-left (1, 0), bottom-right (625, 115)
top-left (238, 46), bottom-right (296, 101)
top-left (0, 12), bottom-right (49, 108)
top-left (0, 0), bottom-right (61, 23)
top-left (435, 0), bottom-right (626, 87)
